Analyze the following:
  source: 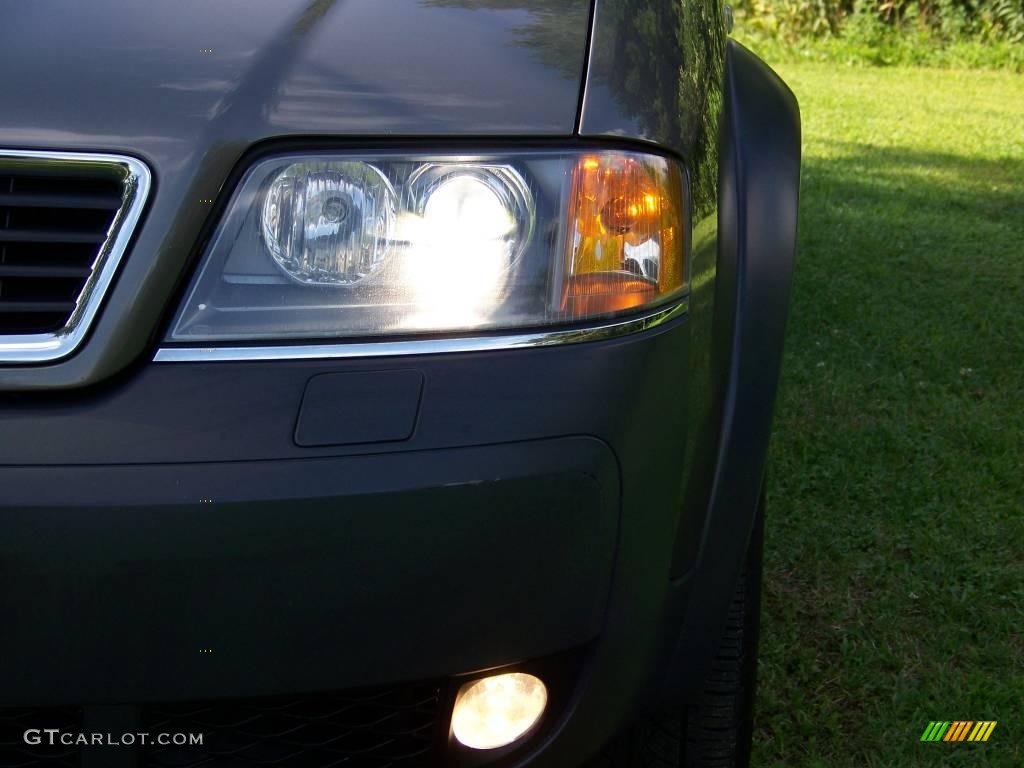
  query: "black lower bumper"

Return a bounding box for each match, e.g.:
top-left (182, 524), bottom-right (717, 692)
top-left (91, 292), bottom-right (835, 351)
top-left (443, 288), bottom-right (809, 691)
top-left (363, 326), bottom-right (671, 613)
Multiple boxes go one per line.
top-left (2, 438), bottom-right (618, 704)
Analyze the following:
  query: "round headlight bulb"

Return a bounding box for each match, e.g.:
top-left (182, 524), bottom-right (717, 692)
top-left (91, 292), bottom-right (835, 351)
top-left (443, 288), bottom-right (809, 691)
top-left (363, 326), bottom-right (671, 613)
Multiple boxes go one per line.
top-left (400, 164), bottom-right (534, 327)
top-left (422, 175), bottom-right (515, 242)
top-left (261, 161), bottom-right (397, 286)
top-left (451, 672), bottom-right (548, 750)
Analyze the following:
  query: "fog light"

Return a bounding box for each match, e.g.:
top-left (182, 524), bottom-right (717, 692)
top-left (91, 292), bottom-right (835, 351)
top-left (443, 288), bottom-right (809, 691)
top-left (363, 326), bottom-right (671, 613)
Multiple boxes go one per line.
top-left (451, 672), bottom-right (548, 750)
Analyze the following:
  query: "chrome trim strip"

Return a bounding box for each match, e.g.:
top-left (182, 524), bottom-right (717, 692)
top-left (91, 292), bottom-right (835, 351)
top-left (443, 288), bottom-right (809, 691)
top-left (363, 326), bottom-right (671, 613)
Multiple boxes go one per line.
top-left (0, 149), bottom-right (151, 364)
top-left (153, 299), bottom-right (689, 363)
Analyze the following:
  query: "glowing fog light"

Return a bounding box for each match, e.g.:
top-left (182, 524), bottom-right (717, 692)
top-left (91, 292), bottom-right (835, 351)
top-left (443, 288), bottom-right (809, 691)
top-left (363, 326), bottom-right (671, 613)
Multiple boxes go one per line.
top-left (451, 672), bottom-right (548, 750)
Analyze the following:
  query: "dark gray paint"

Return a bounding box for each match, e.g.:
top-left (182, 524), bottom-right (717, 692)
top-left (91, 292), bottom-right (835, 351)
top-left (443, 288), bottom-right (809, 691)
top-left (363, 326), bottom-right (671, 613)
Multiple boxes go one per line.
top-left (0, 0), bottom-right (591, 389)
top-left (2, 0), bottom-right (588, 146)
top-left (576, 0), bottom-right (729, 580)
top-left (580, 0), bottom-right (725, 216)
top-left (294, 370), bottom-right (424, 446)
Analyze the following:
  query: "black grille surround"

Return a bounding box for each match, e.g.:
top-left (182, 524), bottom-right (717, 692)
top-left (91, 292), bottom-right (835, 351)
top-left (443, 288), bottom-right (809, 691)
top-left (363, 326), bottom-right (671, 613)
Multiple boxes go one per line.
top-left (0, 682), bottom-right (444, 768)
top-left (0, 707), bottom-right (82, 768)
top-left (143, 683), bottom-right (445, 768)
top-left (0, 150), bottom-right (150, 364)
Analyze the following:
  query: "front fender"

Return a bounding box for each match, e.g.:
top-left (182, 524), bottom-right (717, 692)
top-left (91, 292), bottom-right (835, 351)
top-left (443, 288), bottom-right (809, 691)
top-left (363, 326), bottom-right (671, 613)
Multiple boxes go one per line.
top-left (669, 40), bottom-right (801, 694)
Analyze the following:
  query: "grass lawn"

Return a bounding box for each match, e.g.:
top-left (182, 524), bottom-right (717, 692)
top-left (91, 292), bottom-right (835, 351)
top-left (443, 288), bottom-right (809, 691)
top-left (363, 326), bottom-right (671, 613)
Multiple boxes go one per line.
top-left (748, 61), bottom-right (1024, 766)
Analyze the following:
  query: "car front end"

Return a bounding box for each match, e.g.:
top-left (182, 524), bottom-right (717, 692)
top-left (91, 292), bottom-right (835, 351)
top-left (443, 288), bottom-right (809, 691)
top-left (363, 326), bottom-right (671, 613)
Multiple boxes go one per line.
top-left (0, 2), bottom-right (799, 767)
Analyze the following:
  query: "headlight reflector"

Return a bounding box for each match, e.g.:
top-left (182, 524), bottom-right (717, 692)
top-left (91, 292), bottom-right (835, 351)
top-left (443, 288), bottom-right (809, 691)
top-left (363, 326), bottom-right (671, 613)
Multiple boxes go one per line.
top-left (167, 150), bottom-right (687, 343)
top-left (260, 161), bottom-right (397, 286)
top-left (400, 164), bottom-right (534, 329)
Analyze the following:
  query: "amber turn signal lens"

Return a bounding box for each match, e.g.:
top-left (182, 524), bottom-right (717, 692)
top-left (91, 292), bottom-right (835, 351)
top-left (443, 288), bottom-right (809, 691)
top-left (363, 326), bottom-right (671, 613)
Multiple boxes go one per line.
top-left (563, 152), bottom-right (686, 318)
top-left (562, 272), bottom-right (659, 316)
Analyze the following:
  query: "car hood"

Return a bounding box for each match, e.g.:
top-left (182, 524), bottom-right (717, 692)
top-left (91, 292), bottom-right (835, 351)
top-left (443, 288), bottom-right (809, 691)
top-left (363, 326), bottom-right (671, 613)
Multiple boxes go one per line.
top-left (1, 0), bottom-right (591, 162)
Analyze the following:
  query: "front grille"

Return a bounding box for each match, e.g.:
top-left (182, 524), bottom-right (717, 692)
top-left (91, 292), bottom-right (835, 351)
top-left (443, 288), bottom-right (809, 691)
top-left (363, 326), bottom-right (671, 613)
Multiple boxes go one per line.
top-left (143, 683), bottom-right (444, 768)
top-left (0, 150), bottom-right (149, 363)
top-left (0, 173), bottom-right (122, 334)
top-left (0, 707), bottom-right (82, 768)
top-left (2, 683), bottom-right (443, 768)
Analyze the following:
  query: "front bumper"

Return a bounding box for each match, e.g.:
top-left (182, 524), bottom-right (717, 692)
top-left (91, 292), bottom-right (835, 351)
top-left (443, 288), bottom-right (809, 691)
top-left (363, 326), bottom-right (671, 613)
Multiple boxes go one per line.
top-left (1, 313), bottom-right (701, 767)
top-left (3, 438), bottom-right (618, 703)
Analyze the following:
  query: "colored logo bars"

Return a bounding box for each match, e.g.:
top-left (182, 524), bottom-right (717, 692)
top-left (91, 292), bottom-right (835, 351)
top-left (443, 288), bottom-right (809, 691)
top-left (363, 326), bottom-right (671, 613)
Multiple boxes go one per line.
top-left (920, 721), bottom-right (997, 742)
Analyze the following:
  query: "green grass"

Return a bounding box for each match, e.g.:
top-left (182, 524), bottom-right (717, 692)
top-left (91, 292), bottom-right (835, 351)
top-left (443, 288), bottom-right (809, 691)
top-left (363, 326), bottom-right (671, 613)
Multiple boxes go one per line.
top-left (750, 62), bottom-right (1024, 766)
top-left (735, 28), bottom-right (1024, 72)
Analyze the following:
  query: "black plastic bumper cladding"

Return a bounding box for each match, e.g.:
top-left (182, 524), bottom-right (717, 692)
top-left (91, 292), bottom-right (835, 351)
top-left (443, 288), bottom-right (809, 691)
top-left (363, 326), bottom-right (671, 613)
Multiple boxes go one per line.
top-left (0, 438), bottom-right (618, 705)
top-left (668, 42), bottom-right (800, 692)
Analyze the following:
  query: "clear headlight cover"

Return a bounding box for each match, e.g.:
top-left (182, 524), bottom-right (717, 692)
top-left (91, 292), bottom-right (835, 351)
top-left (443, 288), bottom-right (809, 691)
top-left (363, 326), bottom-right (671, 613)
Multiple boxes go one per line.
top-left (167, 151), bottom-right (688, 342)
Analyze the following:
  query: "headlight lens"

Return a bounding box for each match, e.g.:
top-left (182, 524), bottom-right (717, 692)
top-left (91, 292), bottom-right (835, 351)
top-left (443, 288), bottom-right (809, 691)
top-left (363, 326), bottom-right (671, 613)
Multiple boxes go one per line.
top-left (167, 150), bottom-right (687, 343)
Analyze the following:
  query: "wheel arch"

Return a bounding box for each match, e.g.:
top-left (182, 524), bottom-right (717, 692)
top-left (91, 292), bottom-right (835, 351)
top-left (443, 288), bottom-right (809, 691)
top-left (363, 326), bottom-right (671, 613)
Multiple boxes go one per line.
top-left (666, 40), bottom-right (801, 697)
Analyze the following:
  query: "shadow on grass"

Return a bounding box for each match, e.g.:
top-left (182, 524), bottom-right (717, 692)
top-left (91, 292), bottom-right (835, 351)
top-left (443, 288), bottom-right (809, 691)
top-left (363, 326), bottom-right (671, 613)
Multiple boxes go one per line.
top-left (790, 140), bottom-right (1023, 369)
top-left (804, 140), bottom-right (1023, 226)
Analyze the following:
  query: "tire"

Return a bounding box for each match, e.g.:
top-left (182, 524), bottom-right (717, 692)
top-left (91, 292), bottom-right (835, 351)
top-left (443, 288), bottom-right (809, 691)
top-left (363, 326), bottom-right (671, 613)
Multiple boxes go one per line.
top-left (592, 490), bottom-right (764, 768)
top-left (679, 496), bottom-right (763, 768)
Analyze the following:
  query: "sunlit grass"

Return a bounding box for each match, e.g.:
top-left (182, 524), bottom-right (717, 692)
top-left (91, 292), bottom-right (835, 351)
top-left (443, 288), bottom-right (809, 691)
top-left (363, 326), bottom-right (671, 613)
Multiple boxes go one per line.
top-left (734, 27), bottom-right (1024, 72)
top-left (752, 61), bottom-right (1024, 767)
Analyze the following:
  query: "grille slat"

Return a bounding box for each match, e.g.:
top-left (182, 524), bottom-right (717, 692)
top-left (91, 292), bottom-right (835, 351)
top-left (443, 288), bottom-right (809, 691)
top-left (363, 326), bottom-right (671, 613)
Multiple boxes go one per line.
top-left (0, 191), bottom-right (124, 210)
top-left (0, 301), bottom-right (78, 314)
top-left (0, 150), bottom-right (149, 359)
top-left (0, 265), bottom-right (92, 279)
top-left (0, 228), bottom-right (108, 244)
top-left (0, 241), bottom-right (100, 269)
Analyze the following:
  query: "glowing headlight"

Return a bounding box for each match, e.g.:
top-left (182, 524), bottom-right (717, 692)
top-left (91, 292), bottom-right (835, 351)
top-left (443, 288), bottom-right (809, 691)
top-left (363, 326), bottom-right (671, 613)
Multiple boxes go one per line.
top-left (167, 150), bottom-right (686, 343)
top-left (401, 165), bottom-right (534, 328)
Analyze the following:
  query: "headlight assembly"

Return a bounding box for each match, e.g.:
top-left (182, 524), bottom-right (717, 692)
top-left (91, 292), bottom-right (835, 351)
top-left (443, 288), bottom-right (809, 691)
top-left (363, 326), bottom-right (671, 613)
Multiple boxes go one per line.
top-left (166, 150), bottom-right (688, 344)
